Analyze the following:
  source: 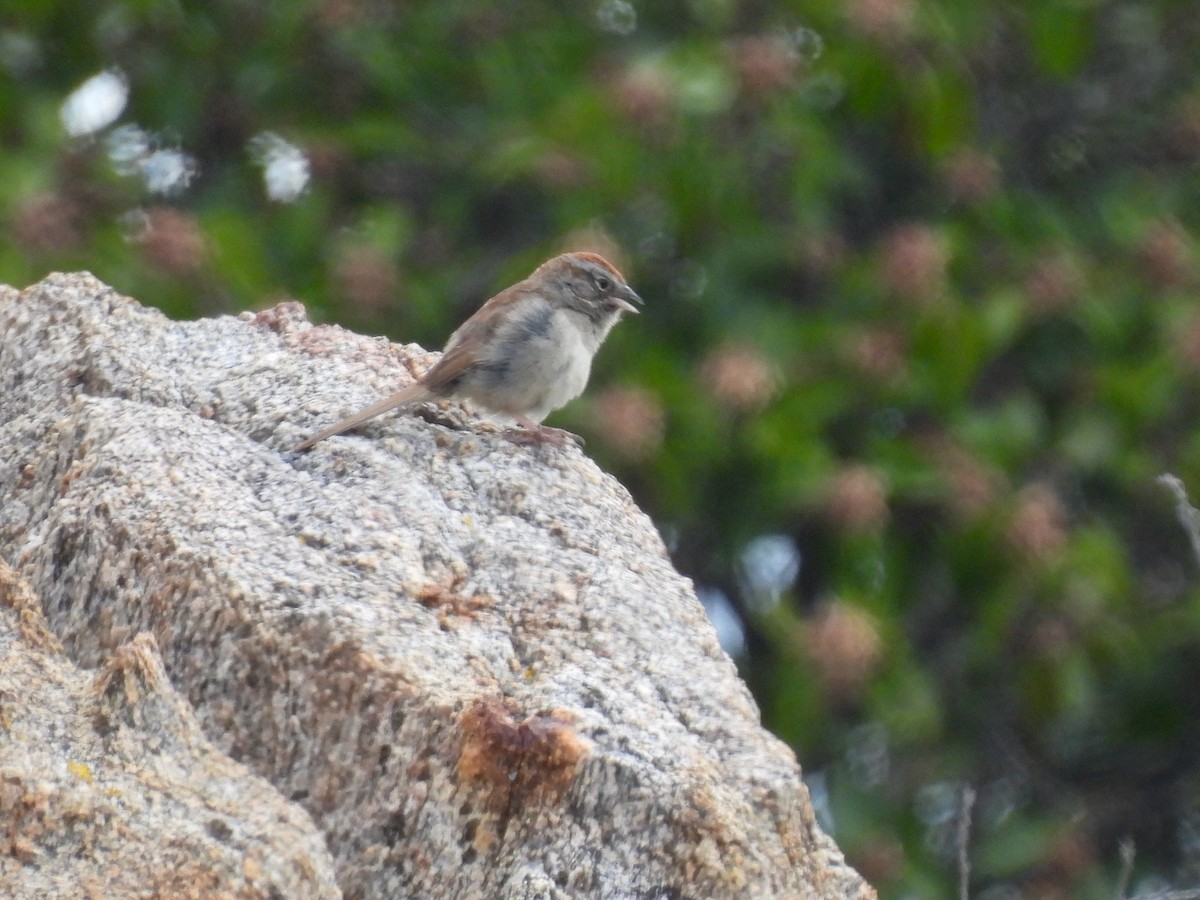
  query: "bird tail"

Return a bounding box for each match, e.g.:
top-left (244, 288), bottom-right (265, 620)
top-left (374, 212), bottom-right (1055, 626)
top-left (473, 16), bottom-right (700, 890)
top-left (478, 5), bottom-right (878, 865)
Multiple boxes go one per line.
top-left (293, 383), bottom-right (431, 451)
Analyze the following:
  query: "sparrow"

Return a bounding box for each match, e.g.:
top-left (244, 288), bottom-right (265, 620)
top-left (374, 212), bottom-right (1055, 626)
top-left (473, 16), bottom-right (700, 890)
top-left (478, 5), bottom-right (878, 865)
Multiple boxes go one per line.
top-left (294, 252), bottom-right (642, 451)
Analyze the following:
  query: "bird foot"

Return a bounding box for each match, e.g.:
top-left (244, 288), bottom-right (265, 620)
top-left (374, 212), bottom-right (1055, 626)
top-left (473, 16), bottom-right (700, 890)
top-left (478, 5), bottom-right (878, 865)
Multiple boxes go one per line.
top-left (506, 420), bottom-right (585, 448)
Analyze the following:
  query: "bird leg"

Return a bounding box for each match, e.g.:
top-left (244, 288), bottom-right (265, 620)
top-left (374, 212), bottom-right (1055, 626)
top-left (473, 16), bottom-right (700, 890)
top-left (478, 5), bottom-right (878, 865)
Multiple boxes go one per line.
top-left (507, 416), bottom-right (585, 448)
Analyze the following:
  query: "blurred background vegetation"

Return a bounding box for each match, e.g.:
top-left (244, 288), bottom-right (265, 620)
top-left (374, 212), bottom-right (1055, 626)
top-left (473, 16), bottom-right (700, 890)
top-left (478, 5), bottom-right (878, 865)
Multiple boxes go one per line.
top-left (4, 0), bottom-right (1200, 896)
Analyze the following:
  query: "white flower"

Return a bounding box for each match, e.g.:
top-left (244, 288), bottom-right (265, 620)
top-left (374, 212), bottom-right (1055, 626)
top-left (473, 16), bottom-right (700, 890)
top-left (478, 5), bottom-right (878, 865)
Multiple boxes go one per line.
top-left (250, 132), bottom-right (310, 203)
top-left (60, 69), bottom-right (128, 137)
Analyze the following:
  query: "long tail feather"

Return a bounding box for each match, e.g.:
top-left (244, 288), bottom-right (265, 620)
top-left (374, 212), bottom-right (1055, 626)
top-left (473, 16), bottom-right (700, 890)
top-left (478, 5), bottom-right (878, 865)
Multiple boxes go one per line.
top-left (293, 383), bottom-right (430, 451)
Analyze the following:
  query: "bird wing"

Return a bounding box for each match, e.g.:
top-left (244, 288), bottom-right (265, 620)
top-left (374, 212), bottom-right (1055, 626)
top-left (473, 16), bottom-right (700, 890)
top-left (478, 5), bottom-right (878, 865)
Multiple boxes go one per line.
top-left (419, 282), bottom-right (533, 393)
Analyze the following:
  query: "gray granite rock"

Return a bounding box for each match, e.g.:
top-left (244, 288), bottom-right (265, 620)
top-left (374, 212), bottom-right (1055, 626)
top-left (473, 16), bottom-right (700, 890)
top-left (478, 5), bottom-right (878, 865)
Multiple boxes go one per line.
top-left (0, 272), bottom-right (874, 899)
top-left (0, 560), bottom-right (341, 899)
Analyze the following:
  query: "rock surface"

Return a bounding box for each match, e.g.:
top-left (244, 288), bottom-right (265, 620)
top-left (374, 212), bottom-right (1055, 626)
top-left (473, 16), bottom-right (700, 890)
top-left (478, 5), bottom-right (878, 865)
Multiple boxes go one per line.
top-left (0, 273), bottom-right (874, 899)
top-left (0, 560), bottom-right (340, 899)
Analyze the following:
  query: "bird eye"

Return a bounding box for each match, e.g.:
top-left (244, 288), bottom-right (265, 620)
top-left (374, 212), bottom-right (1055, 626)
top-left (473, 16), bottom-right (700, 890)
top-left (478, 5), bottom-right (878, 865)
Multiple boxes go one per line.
top-left (595, 276), bottom-right (611, 292)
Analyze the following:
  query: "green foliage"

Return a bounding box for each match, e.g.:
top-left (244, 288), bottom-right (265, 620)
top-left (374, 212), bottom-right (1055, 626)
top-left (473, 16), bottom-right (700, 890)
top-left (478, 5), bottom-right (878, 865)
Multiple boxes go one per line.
top-left (5, 0), bottom-right (1200, 895)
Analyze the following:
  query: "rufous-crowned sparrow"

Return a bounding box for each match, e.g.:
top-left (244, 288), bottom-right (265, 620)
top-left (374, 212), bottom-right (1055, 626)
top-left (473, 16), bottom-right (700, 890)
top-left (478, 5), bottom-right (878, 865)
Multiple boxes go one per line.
top-left (294, 251), bottom-right (642, 451)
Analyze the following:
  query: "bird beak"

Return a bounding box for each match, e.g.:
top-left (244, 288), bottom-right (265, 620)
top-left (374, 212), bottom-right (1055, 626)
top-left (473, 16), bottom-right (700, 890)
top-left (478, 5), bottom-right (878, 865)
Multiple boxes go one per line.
top-left (613, 284), bottom-right (642, 315)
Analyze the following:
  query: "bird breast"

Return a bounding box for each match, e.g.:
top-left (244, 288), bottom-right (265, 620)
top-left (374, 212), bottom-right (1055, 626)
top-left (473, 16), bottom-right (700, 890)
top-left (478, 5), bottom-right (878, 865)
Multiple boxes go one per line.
top-left (458, 302), bottom-right (610, 423)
